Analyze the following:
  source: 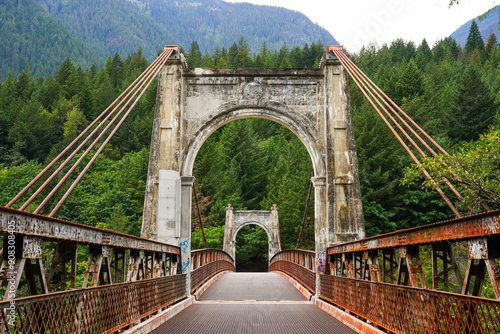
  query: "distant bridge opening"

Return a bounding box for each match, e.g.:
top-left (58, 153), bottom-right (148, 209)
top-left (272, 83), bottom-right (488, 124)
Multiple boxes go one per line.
top-left (235, 224), bottom-right (269, 272)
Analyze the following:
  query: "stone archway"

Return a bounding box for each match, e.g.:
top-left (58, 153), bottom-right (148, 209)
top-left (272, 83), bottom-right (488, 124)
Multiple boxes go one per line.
top-left (223, 205), bottom-right (281, 265)
top-left (140, 47), bottom-right (365, 293)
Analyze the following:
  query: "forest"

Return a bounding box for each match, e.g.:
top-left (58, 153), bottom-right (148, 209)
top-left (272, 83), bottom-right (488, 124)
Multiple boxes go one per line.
top-left (0, 20), bottom-right (499, 269)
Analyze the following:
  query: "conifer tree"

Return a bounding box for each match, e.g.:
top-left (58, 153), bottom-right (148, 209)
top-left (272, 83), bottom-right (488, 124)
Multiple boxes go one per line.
top-left (217, 120), bottom-right (267, 209)
top-left (485, 30), bottom-right (498, 58)
top-left (464, 20), bottom-right (485, 56)
top-left (56, 57), bottom-right (75, 87)
top-left (227, 42), bottom-right (239, 67)
top-left (447, 66), bottom-right (497, 142)
top-left (397, 60), bottom-right (425, 100)
top-left (415, 39), bottom-right (432, 70)
top-left (187, 41), bottom-right (202, 68)
top-left (235, 36), bottom-right (252, 68)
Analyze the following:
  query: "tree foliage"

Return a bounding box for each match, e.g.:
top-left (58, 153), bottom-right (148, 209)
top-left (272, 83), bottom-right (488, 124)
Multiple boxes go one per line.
top-left (402, 128), bottom-right (500, 212)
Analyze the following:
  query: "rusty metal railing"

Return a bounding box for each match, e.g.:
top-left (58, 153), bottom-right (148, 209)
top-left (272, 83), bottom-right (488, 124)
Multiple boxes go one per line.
top-left (190, 248), bottom-right (234, 293)
top-left (0, 206), bottom-right (181, 301)
top-left (320, 274), bottom-right (500, 334)
top-left (327, 210), bottom-right (500, 299)
top-left (0, 274), bottom-right (186, 333)
top-left (270, 249), bottom-right (316, 293)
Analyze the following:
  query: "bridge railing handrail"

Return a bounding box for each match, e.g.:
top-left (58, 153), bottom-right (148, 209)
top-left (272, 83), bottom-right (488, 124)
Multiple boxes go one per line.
top-left (0, 274), bottom-right (187, 333)
top-left (270, 249), bottom-right (315, 267)
top-left (190, 248), bottom-right (235, 293)
top-left (327, 209), bottom-right (500, 255)
top-left (269, 249), bottom-right (316, 293)
top-left (0, 206), bottom-right (180, 253)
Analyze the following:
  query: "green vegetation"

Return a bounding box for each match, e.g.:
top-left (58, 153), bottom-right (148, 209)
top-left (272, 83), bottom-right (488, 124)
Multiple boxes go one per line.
top-left (0, 0), bottom-right (102, 81)
top-left (1, 19), bottom-right (499, 268)
top-left (0, 0), bottom-right (336, 80)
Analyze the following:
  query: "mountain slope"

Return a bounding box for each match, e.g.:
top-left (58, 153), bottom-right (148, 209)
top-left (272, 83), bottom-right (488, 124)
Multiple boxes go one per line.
top-left (34, 0), bottom-right (176, 60)
top-left (450, 6), bottom-right (500, 46)
top-left (140, 0), bottom-right (337, 53)
top-left (0, 0), bottom-right (102, 80)
top-left (34, 0), bottom-right (337, 59)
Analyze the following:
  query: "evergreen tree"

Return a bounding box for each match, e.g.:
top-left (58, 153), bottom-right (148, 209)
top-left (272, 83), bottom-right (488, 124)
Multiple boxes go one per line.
top-left (63, 105), bottom-right (86, 140)
top-left (485, 30), bottom-right (498, 58)
top-left (187, 41), bottom-right (203, 68)
top-left (447, 66), bottom-right (497, 142)
top-left (16, 67), bottom-right (35, 102)
top-left (277, 42), bottom-right (289, 67)
top-left (62, 67), bottom-right (81, 100)
top-left (38, 75), bottom-right (61, 111)
top-left (415, 39), bottom-right (432, 70)
top-left (218, 120), bottom-right (267, 209)
top-left (235, 37), bottom-right (252, 68)
top-left (397, 60), bottom-right (425, 100)
top-left (464, 20), bottom-right (485, 56)
top-left (56, 57), bottom-right (75, 87)
top-left (227, 42), bottom-right (239, 67)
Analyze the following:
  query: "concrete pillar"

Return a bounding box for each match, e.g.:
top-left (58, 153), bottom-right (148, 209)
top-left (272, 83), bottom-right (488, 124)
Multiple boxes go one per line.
top-left (180, 176), bottom-right (195, 295)
top-left (223, 205), bottom-right (235, 260)
top-left (312, 176), bottom-right (328, 295)
top-left (142, 55), bottom-right (185, 241)
top-left (323, 53), bottom-right (365, 246)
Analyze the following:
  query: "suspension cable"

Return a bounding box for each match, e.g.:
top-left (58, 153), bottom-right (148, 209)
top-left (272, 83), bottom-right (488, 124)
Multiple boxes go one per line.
top-left (5, 46), bottom-right (177, 217)
top-left (328, 47), bottom-right (461, 217)
top-left (20, 52), bottom-right (169, 212)
top-left (334, 49), bottom-right (490, 213)
top-left (48, 48), bottom-right (174, 216)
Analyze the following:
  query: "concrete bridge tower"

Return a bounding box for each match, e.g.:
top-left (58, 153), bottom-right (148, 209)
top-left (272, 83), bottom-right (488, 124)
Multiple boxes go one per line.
top-left (141, 46), bottom-right (364, 293)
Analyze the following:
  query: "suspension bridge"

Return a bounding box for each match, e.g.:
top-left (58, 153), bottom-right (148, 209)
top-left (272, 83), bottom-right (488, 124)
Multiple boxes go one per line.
top-left (0, 45), bottom-right (499, 333)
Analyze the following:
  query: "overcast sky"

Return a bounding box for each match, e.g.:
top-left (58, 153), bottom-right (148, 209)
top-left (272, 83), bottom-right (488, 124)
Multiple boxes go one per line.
top-left (225, 0), bottom-right (499, 51)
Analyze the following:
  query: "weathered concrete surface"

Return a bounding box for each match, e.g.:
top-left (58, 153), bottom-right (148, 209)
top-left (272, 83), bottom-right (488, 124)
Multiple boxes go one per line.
top-left (142, 49), bottom-right (365, 295)
top-left (223, 206), bottom-right (281, 265)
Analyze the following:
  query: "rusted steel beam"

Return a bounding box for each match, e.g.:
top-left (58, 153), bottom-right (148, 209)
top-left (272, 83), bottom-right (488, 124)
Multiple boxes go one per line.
top-left (328, 210), bottom-right (500, 255)
top-left (0, 206), bottom-right (179, 254)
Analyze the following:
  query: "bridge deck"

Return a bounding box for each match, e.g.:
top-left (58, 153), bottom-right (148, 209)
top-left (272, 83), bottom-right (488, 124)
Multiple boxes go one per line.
top-left (151, 273), bottom-right (356, 334)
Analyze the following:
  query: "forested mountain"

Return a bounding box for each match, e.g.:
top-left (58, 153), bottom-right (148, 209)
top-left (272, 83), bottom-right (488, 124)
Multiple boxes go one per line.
top-left (450, 5), bottom-right (500, 46)
top-left (0, 0), bottom-right (102, 81)
top-left (33, 0), bottom-right (336, 63)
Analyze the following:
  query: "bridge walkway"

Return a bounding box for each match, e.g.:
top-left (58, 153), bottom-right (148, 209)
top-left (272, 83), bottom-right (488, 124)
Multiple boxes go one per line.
top-left (151, 272), bottom-right (356, 334)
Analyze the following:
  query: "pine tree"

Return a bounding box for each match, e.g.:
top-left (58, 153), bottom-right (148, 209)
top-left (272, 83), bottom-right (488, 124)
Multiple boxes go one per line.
top-left (464, 20), bottom-right (485, 56)
top-left (227, 42), bottom-right (239, 67)
top-left (56, 57), bottom-right (75, 87)
top-left (218, 120), bottom-right (267, 209)
top-left (397, 60), bottom-right (425, 100)
top-left (485, 30), bottom-right (498, 58)
top-left (277, 43), bottom-right (289, 67)
top-left (447, 66), bottom-right (497, 142)
top-left (187, 41), bottom-right (202, 68)
top-left (415, 39), bottom-right (432, 70)
top-left (235, 37), bottom-right (252, 68)
top-left (16, 67), bottom-right (35, 102)
top-left (62, 67), bottom-right (81, 100)
top-left (202, 51), bottom-right (214, 67)
top-left (63, 106), bottom-right (86, 140)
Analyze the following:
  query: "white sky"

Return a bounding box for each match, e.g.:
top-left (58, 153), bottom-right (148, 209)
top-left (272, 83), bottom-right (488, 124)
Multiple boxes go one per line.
top-left (225, 0), bottom-right (500, 51)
